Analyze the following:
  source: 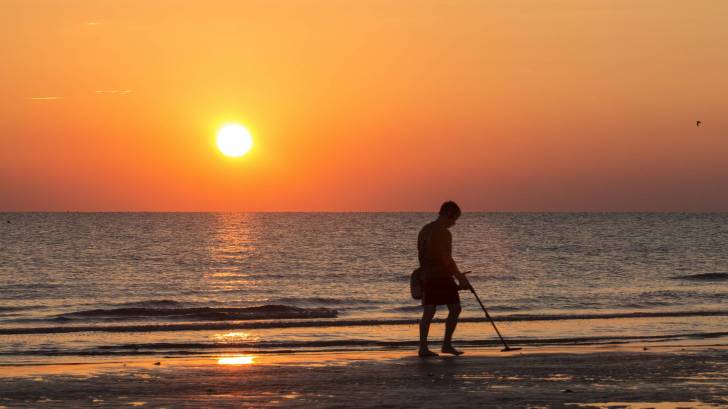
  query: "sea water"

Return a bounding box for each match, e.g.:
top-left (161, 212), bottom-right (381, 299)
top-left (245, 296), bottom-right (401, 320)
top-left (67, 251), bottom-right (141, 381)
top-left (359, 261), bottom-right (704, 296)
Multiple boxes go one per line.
top-left (1, 213), bottom-right (726, 361)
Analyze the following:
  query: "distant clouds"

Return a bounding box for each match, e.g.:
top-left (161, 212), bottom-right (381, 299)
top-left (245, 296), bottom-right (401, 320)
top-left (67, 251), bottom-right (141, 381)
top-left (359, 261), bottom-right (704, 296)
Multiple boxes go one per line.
top-left (95, 90), bottom-right (131, 95)
top-left (27, 91), bottom-right (132, 101)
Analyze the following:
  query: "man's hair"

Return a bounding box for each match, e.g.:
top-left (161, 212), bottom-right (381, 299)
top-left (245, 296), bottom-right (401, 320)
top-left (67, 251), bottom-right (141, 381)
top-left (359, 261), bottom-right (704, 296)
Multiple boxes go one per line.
top-left (439, 201), bottom-right (461, 217)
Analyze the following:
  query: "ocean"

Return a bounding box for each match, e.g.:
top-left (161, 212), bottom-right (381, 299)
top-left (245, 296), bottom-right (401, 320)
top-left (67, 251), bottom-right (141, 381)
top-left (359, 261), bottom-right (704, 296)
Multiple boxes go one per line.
top-left (1, 213), bottom-right (726, 362)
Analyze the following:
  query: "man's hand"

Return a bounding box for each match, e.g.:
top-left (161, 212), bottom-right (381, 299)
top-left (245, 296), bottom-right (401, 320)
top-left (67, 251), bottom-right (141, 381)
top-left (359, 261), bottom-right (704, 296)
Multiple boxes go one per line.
top-left (458, 271), bottom-right (472, 290)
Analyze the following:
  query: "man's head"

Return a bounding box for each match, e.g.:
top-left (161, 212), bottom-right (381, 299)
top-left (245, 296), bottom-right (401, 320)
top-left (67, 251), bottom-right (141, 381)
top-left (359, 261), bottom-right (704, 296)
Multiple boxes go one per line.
top-left (438, 201), bottom-right (461, 227)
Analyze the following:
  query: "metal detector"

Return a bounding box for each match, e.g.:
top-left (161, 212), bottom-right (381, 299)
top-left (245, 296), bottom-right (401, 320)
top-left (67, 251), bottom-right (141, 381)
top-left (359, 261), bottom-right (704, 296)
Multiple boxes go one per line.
top-left (469, 287), bottom-right (522, 352)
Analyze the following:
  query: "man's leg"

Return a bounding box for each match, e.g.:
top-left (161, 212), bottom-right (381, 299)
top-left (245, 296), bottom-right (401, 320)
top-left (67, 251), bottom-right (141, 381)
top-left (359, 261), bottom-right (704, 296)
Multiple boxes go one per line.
top-left (419, 304), bottom-right (437, 356)
top-left (442, 302), bottom-right (463, 355)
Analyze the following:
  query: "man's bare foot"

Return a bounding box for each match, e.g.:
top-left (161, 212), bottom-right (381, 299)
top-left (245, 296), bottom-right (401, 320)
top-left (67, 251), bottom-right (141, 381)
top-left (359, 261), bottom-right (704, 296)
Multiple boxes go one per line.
top-left (418, 349), bottom-right (439, 357)
top-left (441, 346), bottom-right (464, 356)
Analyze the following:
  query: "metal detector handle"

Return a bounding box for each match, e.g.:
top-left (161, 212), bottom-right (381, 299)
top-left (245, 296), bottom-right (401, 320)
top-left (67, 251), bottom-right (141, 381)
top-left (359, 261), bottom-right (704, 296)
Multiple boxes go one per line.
top-left (469, 288), bottom-right (491, 318)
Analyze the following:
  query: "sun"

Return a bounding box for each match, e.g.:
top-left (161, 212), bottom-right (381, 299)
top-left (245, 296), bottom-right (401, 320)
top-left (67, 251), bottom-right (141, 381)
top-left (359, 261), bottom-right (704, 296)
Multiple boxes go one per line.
top-left (216, 124), bottom-right (253, 157)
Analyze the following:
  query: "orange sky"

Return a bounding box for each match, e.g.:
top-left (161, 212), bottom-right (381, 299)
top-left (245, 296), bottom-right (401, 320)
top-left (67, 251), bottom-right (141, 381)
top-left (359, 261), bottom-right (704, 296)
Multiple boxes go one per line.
top-left (1, 1), bottom-right (726, 211)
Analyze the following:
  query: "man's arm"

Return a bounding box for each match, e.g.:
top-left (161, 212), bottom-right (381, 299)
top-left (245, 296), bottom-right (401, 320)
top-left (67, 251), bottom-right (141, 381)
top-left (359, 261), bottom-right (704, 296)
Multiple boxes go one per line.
top-left (432, 228), bottom-right (470, 288)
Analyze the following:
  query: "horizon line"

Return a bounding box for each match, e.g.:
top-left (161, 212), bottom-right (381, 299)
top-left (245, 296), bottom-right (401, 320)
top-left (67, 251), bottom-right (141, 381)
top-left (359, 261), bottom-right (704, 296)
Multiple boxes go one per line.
top-left (2, 210), bottom-right (727, 214)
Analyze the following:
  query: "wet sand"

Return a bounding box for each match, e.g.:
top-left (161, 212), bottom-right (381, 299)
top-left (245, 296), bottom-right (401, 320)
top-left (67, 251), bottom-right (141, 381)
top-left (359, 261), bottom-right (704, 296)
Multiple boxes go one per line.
top-left (1, 346), bottom-right (726, 408)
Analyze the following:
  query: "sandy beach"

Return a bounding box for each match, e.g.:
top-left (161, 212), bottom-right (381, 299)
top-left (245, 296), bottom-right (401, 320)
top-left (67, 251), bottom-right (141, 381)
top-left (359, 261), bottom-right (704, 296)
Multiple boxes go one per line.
top-left (1, 345), bottom-right (726, 408)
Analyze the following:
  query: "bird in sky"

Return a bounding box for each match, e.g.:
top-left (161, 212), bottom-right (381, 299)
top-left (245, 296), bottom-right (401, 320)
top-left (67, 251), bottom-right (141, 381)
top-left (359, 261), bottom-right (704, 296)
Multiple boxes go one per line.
top-left (696, 121), bottom-right (702, 127)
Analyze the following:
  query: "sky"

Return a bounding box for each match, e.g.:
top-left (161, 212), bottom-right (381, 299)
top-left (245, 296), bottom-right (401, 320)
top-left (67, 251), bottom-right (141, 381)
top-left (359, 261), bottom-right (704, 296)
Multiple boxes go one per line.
top-left (1, 0), bottom-right (727, 211)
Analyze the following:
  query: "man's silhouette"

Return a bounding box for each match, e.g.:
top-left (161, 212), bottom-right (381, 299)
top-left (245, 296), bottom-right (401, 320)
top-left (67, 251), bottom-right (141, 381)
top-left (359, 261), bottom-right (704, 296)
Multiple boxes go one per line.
top-left (417, 201), bottom-right (471, 357)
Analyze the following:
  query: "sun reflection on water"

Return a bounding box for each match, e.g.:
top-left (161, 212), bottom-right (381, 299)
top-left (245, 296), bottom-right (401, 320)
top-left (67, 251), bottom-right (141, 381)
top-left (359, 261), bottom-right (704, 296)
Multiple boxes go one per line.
top-left (213, 331), bottom-right (252, 341)
top-left (204, 213), bottom-right (259, 294)
top-left (217, 355), bottom-right (255, 365)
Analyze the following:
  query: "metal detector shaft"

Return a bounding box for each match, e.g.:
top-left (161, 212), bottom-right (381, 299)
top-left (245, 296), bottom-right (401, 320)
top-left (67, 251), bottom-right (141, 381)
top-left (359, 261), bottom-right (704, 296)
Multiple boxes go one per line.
top-left (469, 287), bottom-right (517, 351)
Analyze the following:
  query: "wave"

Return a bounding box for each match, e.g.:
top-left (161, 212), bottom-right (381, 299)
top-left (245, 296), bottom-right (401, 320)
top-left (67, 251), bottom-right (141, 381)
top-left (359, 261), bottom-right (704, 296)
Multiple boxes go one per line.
top-left (0, 306), bottom-right (37, 313)
top-left (0, 283), bottom-right (60, 291)
top-left (670, 272), bottom-right (728, 281)
top-left (57, 305), bottom-right (337, 322)
top-left (111, 299), bottom-right (184, 308)
top-left (490, 310), bottom-right (728, 321)
top-left (388, 305), bottom-right (423, 313)
top-left (2, 310), bottom-right (725, 335)
top-left (269, 297), bottom-right (382, 306)
top-left (4, 331), bottom-right (727, 357)
top-left (389, 304), bottom-right (521, 313)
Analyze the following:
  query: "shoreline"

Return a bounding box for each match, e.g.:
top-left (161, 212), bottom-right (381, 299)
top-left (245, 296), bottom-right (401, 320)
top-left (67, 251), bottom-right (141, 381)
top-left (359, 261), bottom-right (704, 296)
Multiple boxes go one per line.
top-left (4, 309), bottom-right (727, 335)
top-left (2, 340), bottom-right (727, 370)
top-left (1, 345), bottom-right (726, 408)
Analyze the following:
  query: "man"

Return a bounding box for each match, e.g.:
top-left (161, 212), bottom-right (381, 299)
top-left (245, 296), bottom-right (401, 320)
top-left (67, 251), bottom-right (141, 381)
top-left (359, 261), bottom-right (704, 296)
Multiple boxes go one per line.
top-left (417, 201), bottom-right (471, 357)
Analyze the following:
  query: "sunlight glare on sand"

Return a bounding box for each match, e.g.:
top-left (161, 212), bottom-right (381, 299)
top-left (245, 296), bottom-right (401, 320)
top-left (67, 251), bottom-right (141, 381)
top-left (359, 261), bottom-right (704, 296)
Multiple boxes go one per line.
top-left (217, 355), bottom-right (255, 365)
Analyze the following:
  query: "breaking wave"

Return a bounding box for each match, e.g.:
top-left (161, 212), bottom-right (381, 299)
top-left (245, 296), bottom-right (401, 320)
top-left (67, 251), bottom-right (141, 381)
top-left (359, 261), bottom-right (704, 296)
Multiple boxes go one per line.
top-left (2, 309), bottom-right (725, 335)
top-left (57, 304), bottom-right (338, 322)
top-left (670, 273), bottom-right (728, 281)
top-left (4, 331), bottom-right (727, 357)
